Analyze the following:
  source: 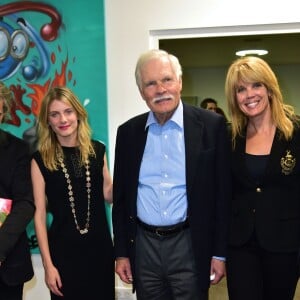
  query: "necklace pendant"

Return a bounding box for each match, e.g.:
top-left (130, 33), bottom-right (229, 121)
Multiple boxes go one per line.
top-left (79, 228), bottom-right (88, 234)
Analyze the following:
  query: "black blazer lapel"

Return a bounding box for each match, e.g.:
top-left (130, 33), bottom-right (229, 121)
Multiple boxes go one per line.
top-left (132, 114), bottom-right (149, 181)
top-left (233, 132), bottom-right (253, 183)
top-left (183, 105), bottom-right (204, 196)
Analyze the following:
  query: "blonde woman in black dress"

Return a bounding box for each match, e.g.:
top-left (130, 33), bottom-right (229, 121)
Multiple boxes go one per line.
top-left (31, 86), bottom-right (114, 299)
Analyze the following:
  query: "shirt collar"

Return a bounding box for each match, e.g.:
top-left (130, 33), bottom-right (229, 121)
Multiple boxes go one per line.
top-left (145, 100), bottom-right (183, 129)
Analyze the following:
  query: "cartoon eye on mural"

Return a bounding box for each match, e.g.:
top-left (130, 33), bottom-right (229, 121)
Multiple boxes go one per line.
top-left (0, 1), bottom-right (61, 82)
top-left (0, 26), bottom-right (30, 80)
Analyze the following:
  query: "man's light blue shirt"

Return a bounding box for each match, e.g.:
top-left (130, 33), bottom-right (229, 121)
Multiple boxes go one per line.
top-left (137, 101), bottom-right (187, 226)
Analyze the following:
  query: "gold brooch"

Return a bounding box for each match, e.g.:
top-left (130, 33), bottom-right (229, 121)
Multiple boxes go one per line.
top-left (280, 150), bottom-right (296, 175)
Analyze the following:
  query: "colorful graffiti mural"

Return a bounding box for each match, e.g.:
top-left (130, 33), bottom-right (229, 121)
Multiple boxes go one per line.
top-left (0, 0), bottom-right (109, 253)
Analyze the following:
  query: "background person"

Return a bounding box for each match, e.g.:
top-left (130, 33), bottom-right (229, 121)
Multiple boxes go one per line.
top-left (200, 97), bottom-right (218, 112)
top-left (0, 81), bottom-right (35, 300)
top-left (225, 56), bottom-right (300, 300)
top-left (31, 86), bottom-right (114, 299)
top-left (112, 49), bottom-right (231, 300)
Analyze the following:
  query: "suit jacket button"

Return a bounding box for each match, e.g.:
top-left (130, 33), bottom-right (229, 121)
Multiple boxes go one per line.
top-left (256, 187), bottom-right (261, 193)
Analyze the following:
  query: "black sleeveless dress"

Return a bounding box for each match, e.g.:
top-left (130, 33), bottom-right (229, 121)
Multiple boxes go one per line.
top-left (33, 140), bottom-right (114, 299)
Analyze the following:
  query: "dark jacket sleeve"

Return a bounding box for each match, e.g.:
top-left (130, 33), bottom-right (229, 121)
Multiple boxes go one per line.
top-left (0, 131), bottom-right (35, 262)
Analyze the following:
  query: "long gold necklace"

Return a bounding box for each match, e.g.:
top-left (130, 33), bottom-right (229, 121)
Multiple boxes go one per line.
top-left (58, 154), bottom-right (91, 235)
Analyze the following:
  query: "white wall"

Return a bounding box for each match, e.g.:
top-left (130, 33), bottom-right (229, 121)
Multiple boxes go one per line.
top-left (24, 1), bottom-right (300, 298)
top-left (24, 255), bottom-right (49, 299)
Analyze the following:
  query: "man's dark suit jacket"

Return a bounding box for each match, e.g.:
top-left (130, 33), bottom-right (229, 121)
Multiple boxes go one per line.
top-left (229, 126), bottom-right (300, 252)
top-left (113, 103), bottom-right (232, 289)
top-left (0, 129), bottom-right (34, 285)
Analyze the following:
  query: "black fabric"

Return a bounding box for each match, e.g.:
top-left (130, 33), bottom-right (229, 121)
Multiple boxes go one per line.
top-left (0, 281), bottom-right (23, 300)
top-left (227, 237), bottom-right (298, 300)
top-left (245, 153), bottom-right (268, 183)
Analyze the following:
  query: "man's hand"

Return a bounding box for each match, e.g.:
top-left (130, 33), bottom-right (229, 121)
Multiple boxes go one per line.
top-left (210, 257), bottom-right (226, 285)
top-left (115, 257), bottom-right (133, 284)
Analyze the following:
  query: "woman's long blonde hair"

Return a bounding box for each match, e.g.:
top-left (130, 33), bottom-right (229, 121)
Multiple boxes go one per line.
top-left (225, 56), bottom-right (297, 147)
top-left (37, 86), bottom-right (95, 171)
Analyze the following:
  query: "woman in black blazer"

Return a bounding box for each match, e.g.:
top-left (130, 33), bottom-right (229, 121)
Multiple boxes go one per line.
top-left (225, 56), bottom-right (300, 300)
top-left (0, 81), bottom-right (35, 300)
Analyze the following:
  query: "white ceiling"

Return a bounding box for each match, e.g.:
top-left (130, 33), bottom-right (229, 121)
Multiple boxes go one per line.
top-left (159, 32), bottom-right (300, 68)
